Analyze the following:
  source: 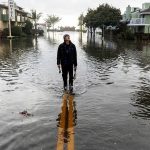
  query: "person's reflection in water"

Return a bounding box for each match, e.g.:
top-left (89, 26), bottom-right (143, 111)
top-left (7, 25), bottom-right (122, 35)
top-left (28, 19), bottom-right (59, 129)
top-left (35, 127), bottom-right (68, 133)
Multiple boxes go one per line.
top-left (56, 94), bottom-right (77, 150)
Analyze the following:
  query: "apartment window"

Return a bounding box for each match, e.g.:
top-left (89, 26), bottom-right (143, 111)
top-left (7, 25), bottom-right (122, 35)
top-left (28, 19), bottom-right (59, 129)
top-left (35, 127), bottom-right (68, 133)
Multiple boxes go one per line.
top-left (17, 16), bottom-right (21, 22)
top-left (2, 9), bottom-right (7, 15)
top-left (22, 16), bottom-right (25, 22)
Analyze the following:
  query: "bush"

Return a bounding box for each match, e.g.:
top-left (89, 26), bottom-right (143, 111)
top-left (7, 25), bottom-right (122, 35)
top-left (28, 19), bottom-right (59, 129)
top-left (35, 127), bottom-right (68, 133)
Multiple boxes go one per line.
top-left (125, 29), bottom-right (135, 40)
top-left (22, 20), bottom-right (33, 35)
top-left (2, 28), bottom-right (9, 37)
top-left (2, 26), bottom-right (22, 37)
top-left (32, 29), bottom-right (44, 36)
top-left (114, 22), bottom-right (135, 40)
top-left (12, 26), bottom-right (22, 36)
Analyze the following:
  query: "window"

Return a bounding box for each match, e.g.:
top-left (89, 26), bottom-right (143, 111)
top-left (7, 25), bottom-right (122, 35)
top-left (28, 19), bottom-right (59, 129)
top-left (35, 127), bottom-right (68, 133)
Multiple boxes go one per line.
top-left (17, 15), bottom-right (21, 22)
top-left (2, 9), bottom-right (7, 15)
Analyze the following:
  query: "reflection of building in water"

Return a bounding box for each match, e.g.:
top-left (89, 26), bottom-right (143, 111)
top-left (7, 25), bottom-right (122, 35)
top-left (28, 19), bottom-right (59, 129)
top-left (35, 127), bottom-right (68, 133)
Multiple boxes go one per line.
top-left (46, 32), bottom-right (60, 45)
top-left (86, 35), bottom-right (117, 50)
top-left (0, 38), bottom-right (35, 84)
top-left (131, 80), bottom-right (150, 120)
top-left (82, 37), bottom-right (120, 61)
top-left (142, 45), bottom-right (150, 57)
top-left (56, 93), bottom-right (77, 150)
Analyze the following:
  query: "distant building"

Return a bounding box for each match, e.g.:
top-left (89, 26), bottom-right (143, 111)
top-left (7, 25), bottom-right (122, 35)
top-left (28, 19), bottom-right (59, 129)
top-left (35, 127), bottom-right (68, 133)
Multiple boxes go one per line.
top-left (59, 26), bottom-right (76, 31)
top-left (123, 3), bottom-right (150, 34)
top-left (0, 3), bottom-right (33, 31)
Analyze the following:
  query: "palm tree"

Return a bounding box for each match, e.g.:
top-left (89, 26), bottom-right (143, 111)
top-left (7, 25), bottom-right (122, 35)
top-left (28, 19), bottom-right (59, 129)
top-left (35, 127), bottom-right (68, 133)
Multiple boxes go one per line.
top-left (45, 17), bottom-right (52, 31)
top-left (78, 13), bottom-right (84, 32)
top-left (46, 15), bottom-right (61, 31)
top-left (31, 10), bottom-right (42, 31)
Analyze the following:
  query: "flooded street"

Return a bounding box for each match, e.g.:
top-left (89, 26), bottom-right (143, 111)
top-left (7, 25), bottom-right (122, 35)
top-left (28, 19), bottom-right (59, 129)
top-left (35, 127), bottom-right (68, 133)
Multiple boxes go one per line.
top-left (0, 32), bottom-right (150, 150)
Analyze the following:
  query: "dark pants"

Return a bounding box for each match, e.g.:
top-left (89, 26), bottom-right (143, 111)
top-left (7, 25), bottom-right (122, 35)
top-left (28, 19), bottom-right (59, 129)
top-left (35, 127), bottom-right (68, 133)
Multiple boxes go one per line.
top-left (62, 65), bottom-right (73, 88)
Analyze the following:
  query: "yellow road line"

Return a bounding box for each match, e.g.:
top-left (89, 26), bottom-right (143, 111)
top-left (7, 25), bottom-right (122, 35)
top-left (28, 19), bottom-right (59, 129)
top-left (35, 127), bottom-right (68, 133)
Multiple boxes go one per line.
top-left (56, 93), bottom-right (75, 150)
top-left (56, 94), bottom-right (68, 150)
top-left (67, 95), bottom-right (75, 150)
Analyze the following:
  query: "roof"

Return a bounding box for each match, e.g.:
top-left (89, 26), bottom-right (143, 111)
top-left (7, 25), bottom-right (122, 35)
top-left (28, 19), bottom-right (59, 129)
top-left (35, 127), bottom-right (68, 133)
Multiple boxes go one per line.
top-left (0, 4), bottom-right (8, 9)
top-left (141, 7), bottom-right (150, 14)
top-left (16, 8), bottom-right (28, 15)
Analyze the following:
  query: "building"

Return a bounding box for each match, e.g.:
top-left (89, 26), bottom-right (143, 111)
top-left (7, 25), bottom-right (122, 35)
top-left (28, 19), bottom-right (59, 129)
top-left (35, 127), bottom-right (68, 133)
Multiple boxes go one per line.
top-left (123, 3), bottom-right (150, 34)
top-left (0, 3), bottom-right (33, 31)
top-left (59, 26), bottom-right (76, 32)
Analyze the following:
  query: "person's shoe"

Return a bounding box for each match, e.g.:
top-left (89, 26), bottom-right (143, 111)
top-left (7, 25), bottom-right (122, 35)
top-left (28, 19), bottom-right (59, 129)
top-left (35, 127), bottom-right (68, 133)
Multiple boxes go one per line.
top-left (69, 85), bottom-right (74, 94)
top-left (64, 86), bottom-right (67, 92)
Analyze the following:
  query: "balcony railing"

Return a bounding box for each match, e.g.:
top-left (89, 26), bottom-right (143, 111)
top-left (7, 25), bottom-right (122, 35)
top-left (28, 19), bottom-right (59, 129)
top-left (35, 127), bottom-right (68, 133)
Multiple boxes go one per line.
top-left (129, 18), bottom-right (146, 25)
top-left (1, 14), bottom-right (9, 21)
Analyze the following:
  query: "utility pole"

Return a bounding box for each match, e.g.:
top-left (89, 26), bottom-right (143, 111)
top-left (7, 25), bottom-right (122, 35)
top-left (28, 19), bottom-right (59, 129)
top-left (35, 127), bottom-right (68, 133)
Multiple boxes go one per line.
top-left (8, 17), bottom-right (12, 38)
top-left (8, 0), bottom-right (15, 38)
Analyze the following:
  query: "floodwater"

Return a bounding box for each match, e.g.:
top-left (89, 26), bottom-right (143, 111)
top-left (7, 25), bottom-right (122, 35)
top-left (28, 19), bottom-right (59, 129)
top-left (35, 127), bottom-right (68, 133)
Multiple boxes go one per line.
top-left (0, 32), bottom-right (150, 150)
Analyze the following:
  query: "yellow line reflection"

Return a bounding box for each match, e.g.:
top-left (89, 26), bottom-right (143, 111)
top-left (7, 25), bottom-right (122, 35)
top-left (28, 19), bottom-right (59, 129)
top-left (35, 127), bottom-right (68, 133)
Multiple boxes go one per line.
top-left (56, 93), bottom-right (76, 150)
top-left (67, 95), bottom-right (75, 150)
top-left (56, 94), bottom-right (68, 150)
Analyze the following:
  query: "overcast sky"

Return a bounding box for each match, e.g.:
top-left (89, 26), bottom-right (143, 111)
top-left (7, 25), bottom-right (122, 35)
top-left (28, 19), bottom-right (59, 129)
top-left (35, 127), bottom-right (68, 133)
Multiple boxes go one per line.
top-left (0, 0), bottom-right (149, 27)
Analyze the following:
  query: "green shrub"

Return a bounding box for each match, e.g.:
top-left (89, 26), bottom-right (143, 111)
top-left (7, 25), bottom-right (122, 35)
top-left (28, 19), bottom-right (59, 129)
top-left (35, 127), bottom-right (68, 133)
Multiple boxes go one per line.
top-left (22, 20), bottom-right (33, 35)
top-left (116, 28), bottom-right (135, 40)
top-left (2, 26), bottom-right (22, 37)
top-left (125, 29), bottom-right (135, 40)
top-left (2, 28), bottom-right (9, 36)
top-left (12, 26), bottom-right (22, 36)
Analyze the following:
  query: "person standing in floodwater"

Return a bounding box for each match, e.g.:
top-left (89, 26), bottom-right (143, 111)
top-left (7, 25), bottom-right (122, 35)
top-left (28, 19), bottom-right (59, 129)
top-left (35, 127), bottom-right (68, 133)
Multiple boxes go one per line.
top-left (57, 34), bottom-right (77, 93)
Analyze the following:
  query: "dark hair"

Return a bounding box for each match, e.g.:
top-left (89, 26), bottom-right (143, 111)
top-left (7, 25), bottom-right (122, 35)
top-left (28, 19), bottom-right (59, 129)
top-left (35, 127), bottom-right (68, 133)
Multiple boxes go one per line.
top-left (63, 34), bottom-right (70, 39)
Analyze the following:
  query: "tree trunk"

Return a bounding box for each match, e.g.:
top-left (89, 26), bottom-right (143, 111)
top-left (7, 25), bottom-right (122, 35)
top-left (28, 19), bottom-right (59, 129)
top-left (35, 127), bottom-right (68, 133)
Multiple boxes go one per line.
top-left (53, 24), bottom-right (54, 32)
top-left (102, 25), bottom-right (105, 40)
top-left (90, 27), bottom-right (92, 37)
top-left (93, 28), bottom-right (96, 38)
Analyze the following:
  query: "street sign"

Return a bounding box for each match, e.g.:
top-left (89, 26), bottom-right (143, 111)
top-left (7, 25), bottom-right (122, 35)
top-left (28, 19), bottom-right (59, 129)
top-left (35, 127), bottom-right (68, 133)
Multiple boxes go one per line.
top-left (8, 0), bottom-right (15, 21)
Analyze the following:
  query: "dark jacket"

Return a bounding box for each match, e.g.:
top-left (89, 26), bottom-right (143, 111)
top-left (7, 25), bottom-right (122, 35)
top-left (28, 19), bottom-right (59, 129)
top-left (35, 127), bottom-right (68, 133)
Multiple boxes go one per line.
top-left (57, 42), bottom-right (77, 67)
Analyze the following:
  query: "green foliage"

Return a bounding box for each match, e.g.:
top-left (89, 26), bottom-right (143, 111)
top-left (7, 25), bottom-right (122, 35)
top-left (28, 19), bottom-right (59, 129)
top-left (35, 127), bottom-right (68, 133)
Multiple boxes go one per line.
top-left (78, 14), bottom-right (84, 26)
top-left (2, 26), bottom-right (22, 36)
top-left (45, 16), bottom-right (52, 30)
top-left (23, 20), bottom-right (33, 35)
top-left (114, 22), bottom-right (135, 40)
top-left (31, 10), bottom-right (42, 22)
top-left (78, 13), bottom-right (84, 31)
top-left (2, 28), bottom-right (9, 36)
top-left (117, 29), bottom-right (135, 40)
top-left (32, 29), bottom-right (44, 36)
top-left (31, 10), bottom-right (42, 31)
top-left (83, 4), bottom-right (122, 29)
top-left (12, 26), bottom-right (22, 36)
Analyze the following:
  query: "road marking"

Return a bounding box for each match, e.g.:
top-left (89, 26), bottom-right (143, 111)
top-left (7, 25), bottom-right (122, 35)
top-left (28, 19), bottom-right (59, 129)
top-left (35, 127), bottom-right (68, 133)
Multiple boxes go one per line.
top-left (67, 95), bottom-right (75, 150)
top-left (56, 94), bottom-right (68, 150)
top-left (56, 93), bottom-right (75, 150)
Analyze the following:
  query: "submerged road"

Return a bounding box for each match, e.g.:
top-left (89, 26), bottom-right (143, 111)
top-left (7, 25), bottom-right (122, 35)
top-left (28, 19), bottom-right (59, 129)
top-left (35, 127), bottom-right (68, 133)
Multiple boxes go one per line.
top-left (0, 32), bottom-right (150, 149)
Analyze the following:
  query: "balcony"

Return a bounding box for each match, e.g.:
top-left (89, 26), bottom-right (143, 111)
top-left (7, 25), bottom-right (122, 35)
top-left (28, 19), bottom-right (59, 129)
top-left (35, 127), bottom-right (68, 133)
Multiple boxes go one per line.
top-left (1, 14), bottom-right (9, 21)
top-left (128, 18), bottom-right (146, 26)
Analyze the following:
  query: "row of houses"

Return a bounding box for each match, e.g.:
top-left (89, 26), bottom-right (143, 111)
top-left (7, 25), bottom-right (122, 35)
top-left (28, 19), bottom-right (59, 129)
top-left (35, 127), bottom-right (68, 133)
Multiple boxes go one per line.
top-left (0, 3), bottom-right (33, 31)
top-left (123, 3), bottom-right (150, 34)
